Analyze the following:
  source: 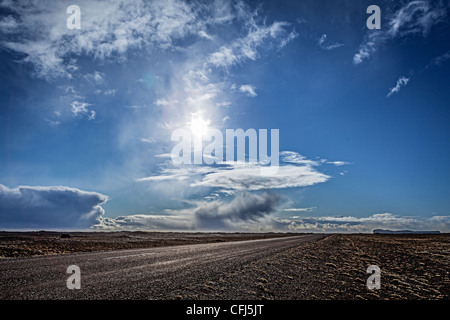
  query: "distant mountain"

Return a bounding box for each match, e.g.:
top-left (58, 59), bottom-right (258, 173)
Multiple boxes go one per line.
top-left (373, 229), bottom-right (440, 234)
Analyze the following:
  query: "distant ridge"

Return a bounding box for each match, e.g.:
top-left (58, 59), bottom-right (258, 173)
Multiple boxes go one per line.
top-left (373, 229), bottom-right (440, 234)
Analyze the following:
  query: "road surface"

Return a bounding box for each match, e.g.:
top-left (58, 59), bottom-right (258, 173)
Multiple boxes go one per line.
top-left (0, 234), bottom-right (323, 299)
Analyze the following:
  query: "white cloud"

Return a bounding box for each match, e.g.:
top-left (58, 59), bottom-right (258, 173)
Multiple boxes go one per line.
top-left (428, 50), bottom-right (450, 68)
top-left (353, 1), bottom-right (448, 64)
top-left (216, 101), bottom-right (232, 108)
top-left (140, 137), bottom-right (157, 144)
top-left (0, 15), bottom-right (19, 31)
top-left (317, 34), bottom-right (343, 51)
top-left (353, 39), bottom-right (376, 65)
top-left (387, 76), bottom-right (410, 97)
top-left (198, 30), bottom-right (213, 40)
top-left (138, 151), bottom-right (333, 193)
top-left (208, 19), bottom-right (296, 68)
top-left (283, 207), bottom-right (316, 212)
top-left (209, 47), bottom-right (238, 68)
top-left (95, 207), bottom-right (450, 233)
top-left (44, 118), bottom-right (61, 127)
top-left (154, 98), bottom-right (169, 106)
top-left (326, 161), bottom-right (351, 166)
top-left (190, 163), bottom-right (329, 192)
top-left (123, 105), bottom-right (145, 109)
top-left (1, 0), bottom-right (297, 81)
top-left (88, 110), bottom-right (96, 121)
top-left (0, 184), bottom-right (107, 229)
top-left (0, 0), bottom-right (229, 79)
top-left (280, 151), bottom-right (321, 166)
top-left (276, 213), bottom-right (450, 233)
top-left (70, 101), bottom-right (89, 116)
top-left (70, 100), bottom-right (97, 120)
top-left (84, 71), bottom-right (105, 85)
top-left (239, 84), bottom-right (257, 97)
top-left (104, 89), bottom-right (117, 96)
top-left (279, 30), bottom-right (298, 48)
top-left (96, 214), bottom-right (192, 231)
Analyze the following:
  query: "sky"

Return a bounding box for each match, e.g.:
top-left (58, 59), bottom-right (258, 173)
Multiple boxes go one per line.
top-left (0, 0), bottom-right (449, 232)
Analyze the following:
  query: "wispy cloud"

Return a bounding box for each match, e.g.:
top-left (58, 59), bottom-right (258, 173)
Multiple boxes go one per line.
top-left (87, 110), bottom-right (96, 121)
top-left (326, 161), bottom-right (351, 166)
top-left (208, 19), bottom-right (297, 68)
top-left (427, 50), bottom-right (450, 68)
top-left (84, 71), bottom-right (105, 85)
top-left (280, 151), bottom-right (322, 166)
top-left (0, 0), bottom-right (228, 79)
top-left (96, 214), bottom-right (192, 231)
top-left (387, 76), bottom-right (410, 97)
top-left (283, 207), bottom-right (316, 213)
top-left (44, 118), bottom-right (61, 127)
top-left (353, 1), bottom-right (448, 65)
top-left (317, 34), bottom-right (343, 51)
top-left (0, 0), bottom-right (297, 80)
top-left (71, 101), bottom-right (96, 120)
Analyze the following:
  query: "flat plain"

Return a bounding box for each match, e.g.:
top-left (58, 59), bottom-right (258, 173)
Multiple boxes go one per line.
top-left (0, 232), bottom-right (448, 299)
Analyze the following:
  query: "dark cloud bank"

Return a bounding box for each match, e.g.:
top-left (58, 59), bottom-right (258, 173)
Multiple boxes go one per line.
top-left (1, 184), bottom-right (448, 233)
top-left (0, 184), bottom-right (107, 229)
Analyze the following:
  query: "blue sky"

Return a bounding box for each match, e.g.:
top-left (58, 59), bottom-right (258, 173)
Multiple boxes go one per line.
top-left (0, 0), bottom-right (449, 232)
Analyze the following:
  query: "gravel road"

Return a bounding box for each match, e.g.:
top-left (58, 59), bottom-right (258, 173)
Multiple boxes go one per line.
top-left (0, 234), bottom-right (324, 299)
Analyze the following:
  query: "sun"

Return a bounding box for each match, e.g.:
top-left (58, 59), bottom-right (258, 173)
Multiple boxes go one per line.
top-left (188, 114), bottom-right (210, 138)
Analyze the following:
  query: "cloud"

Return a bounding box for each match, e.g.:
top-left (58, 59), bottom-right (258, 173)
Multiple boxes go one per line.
top-left (280, 151), bottom-right (322, 166)
top-left (0, 15), bottom-right (19, 31)
top-left (0, 184), bottom-right (108, 229)
top-left (154, 98), bottom-right (169, 106)
top-left (95, 192), bottom-right (280, 231)
top-left (239, 84), bottom-right (257, 97)
top-left (96, 214), bottom-right (192, 231)
top-left (207, 19), bottom-right (296, 68)
top-left (104, 89), bottom-right (117, 96)
top-left (353, 1), bottom-right (448, 64)
top-left (317, 34), bottom-right (343, 51)
top-left (193, 192), bottom-right (280, 230)
top-left (387, 76), bottom-right (410, 97)
top-left (275, 213), bottom-right (450, 233)
top-left (427, 50), bottom-right (450, 68)
top-left (0, 0), bottom-right (297, 80)
top-left (326, 161), bottom-right (351, 166)
top-left (95, 208), bottom-right (450, 233)
top-left (44, 118), bottom-right (61, 127)
top-left (137, 151), bottom-right (334, 193)
top-left (71, 101), bottom-right (89, 116)
top-left (198, 30), bottom-right (214, 40)
top-left (189, 162), bottom-right (330, 192)
top-left (283, 207), bottom-right (316, 213)
top-left (87, 110), bottom-right (96, 121)
top-left (0, 0), bottom-right (226, 79)
top-left (70, 100), bottom-right (96, 120)
top-left (0, 0), bottom-right (297, 138)
top-left (84, 71), bottom-right (105, 85)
